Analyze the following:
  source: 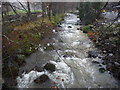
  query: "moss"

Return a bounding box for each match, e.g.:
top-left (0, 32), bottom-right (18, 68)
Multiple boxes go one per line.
top-left (24, 47), bottom-right (33, 56)
top-left (51, 14), bottom-right (64, 25)
top-left (82, 25), bottom-right (92, 33)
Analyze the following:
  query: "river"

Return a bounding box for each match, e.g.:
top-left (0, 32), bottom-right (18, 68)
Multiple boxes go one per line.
top-left (16, 13), bottom-right (120, 88)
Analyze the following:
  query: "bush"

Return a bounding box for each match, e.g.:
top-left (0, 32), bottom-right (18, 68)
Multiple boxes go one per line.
top-left (82, 25), bottom-right (92, 33)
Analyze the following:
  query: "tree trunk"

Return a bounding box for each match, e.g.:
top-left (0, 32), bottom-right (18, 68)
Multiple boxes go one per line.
top-left (27, 2), bottom-right (31, 20)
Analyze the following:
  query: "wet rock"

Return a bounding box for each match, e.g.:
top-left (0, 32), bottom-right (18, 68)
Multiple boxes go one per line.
top-left (87, 51), bottom-right (99, 58)
top-left (99, 68), bottom-right (106, 73)
top-left (59, 39), bottom-right (64, 43)
top-left (63, 55), bottom-right (68, 58)
top-left (34, 74), bottom-right (49, 83)
top-left (83, 31), bottom-right (88, 33)
top-left (30, 66), bottom-right (43, 72)
top-left (63, 52), bottom-right (76, 58)
top-left (91, 61), bottom-right (99, 64)
top-left (102, 62), bottom-right (106, 65)
top-left (58, 24), bottom-right (62, 27)
top-left (24, 48), bottom-right (33, 56)
top-left (44, 63), bottom-right (56, 72)
top-left (68, 26), bottom-right (72, 28)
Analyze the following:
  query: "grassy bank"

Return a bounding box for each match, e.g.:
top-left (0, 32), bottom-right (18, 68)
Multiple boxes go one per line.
top-left (2, 14), bottom-right (64, 87)
top-left (7, 10), bottom-right (42, 15)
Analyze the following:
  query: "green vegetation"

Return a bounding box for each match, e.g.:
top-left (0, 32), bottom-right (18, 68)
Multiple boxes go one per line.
top-left (78, 2), bottom-right (102, 25)
top-left (51, 14), bottom-right (64, 25)
top-left (8, 10), bottom-right (42, 15)
top-left (82, 25), bottom-right (93, 33)
top-left (3, 13), bottom-right (64, 80)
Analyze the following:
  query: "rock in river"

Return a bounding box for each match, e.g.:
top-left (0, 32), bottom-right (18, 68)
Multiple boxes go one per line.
top-left (88, 51), bottom-right (99, 58)
top-left (34, 74), bottom-right (49, 84)
top-left (44, 63), bottom-right (56, 72)
top-left (99, 68), bottom-right (106, 73)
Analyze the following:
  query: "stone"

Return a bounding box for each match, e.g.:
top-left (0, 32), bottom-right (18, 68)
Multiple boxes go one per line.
top-left (83, 31), bottom-right (87, 33)
top-left (30, 66), bottom-right (43, 72)
top-left (99, 68), bottom-right (106, 73)
top-left (88, 51), bottom-right (99, 58)
top-left (91, 61), bottom-right (99, 64)
top-left (44, 63), bottom-right (56, 72)
top-left (68, 26), bottom-right (72, 28)
top-left (34, 74), bottom-right (49, 83)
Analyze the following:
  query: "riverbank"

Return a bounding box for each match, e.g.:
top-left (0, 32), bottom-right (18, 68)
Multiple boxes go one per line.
top-left (16, 13), bottom-right (119, 88)
top-left (2, 14), bottom-right (64, 87)
top-left (81, 23), bottom-right (120, 81)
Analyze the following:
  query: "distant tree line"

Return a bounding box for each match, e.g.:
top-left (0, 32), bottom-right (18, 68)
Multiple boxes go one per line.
top-left (2, 2), bottom-right (78, 22)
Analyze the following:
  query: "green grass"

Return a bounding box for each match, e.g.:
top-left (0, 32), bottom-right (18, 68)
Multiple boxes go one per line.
top-left (8, 10), bottom-right (42, 15)
top-left (82, 25), bottom-right (92, 33)
top-left (51, 14), bottom-right (64, 25)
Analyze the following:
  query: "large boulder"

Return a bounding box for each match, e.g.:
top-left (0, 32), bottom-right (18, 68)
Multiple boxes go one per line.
top-left (44, 63), bottom-right (56, 72)
top-left (34, 74), bottom-right (49, 83)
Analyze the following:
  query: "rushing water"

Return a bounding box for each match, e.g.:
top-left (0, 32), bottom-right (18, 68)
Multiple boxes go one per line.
top-left (17, 13), bottom-right (120, 88)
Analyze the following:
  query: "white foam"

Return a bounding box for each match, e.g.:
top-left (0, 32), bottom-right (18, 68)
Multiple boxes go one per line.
top-left (48, 60), bottom-right (75, 86)
top-left (17, 71), bottom-right (44, 88)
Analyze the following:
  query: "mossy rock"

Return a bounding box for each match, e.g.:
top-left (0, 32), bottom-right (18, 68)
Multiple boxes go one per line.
top-left (82, 25), bottom-right (92, 33)
top-left (34, 74), bottom-right (49, 83)
top-left (32, 33), bottom-right (41, 39)
top-left (99, 68), bottom-right (106, 73)
top-left (23, 44), bottom-right (35, 56)
top-left (24, 48), bottom-right (33, 56)
top-left (82, 26), bottom-right (90, 31)
top-left (44, 63), bottom-right (56, 72)
top-left (88, 51), bottom-right (98, 58)
top-left (21, 42), bottom-right (36, 56)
